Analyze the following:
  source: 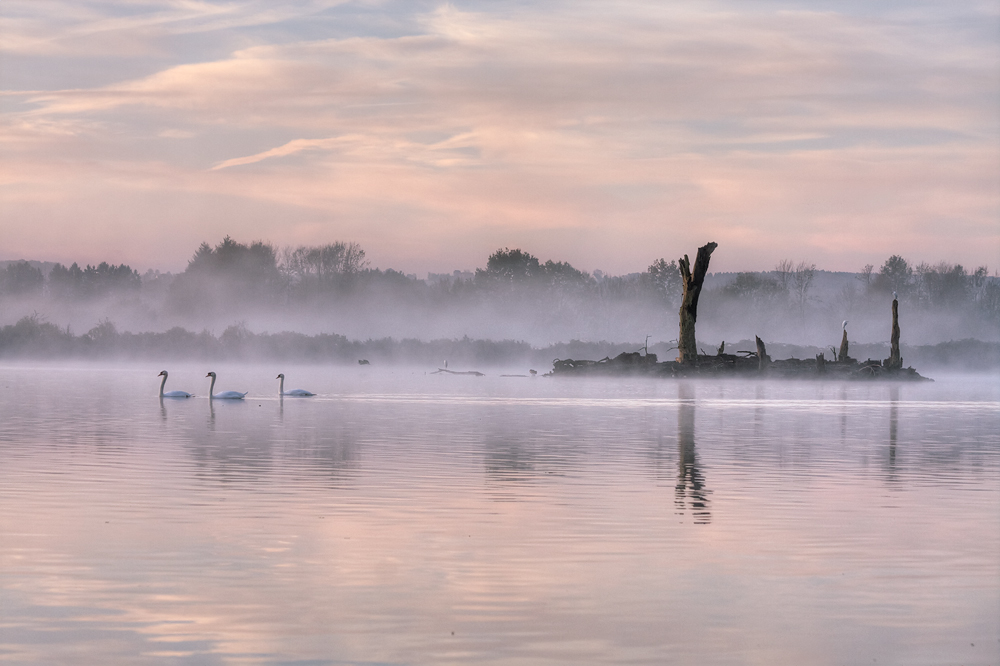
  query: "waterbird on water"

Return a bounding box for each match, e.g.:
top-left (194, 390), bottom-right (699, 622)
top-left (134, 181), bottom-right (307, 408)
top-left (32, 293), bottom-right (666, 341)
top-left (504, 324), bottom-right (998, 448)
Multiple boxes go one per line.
top-left (157, 371), bottom-right (192, 398)
top-left (277, 374), bottom-right (315, 397)
top-left (205, 372), bottom-right (247, 400)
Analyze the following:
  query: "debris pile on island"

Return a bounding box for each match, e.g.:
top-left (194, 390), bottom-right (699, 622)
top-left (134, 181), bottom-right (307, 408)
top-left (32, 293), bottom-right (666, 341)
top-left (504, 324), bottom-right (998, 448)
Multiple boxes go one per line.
top-left (548, 242), bottom-right (929, 381)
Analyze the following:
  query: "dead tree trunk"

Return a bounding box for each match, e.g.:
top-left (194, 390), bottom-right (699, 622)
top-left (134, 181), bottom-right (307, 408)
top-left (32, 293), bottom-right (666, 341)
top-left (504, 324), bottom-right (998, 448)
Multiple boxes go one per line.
top-left (888, 298), bottom-right (902, 369)
top-left (755, 335), bottom-right (770, 372)
top-left (838, 328), bottom-right (849, 362)
top-left (677, 242), bottom-right (717, 362)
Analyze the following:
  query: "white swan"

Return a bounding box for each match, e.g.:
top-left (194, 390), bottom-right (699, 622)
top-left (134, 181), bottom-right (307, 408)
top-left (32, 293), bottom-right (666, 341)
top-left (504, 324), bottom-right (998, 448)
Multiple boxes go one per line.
top-left (205, 372), bottom-right (247, 400)
top-left (277, 374), bottom-right (315, 396)
top-left (158, 370), bottom-right (192, 398)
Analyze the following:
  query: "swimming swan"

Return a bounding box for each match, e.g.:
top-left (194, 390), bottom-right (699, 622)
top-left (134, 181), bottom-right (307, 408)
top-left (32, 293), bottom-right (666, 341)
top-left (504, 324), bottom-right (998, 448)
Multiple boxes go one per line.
top-left (158, 370), bottom-right (192, 398)
top-left (205, 372), bottom-right (247, 400)
top-left (277, 374), bottom-right (315, 396)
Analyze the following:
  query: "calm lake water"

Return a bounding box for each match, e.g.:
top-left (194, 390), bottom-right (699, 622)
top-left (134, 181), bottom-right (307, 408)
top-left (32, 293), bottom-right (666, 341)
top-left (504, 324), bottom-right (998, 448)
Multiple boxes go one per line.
top-left (0, 364), bottom-right (997, 665)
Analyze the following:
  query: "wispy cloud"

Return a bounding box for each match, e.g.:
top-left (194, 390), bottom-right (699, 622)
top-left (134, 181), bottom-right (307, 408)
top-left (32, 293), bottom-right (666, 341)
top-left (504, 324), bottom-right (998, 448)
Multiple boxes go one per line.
top-left (1, 1), bottom-right (997, 272)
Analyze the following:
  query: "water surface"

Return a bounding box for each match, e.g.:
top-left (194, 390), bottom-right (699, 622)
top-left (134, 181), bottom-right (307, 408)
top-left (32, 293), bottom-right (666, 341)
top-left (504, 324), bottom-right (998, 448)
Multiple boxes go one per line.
top-left (1, 364), bottom-right (997, 665)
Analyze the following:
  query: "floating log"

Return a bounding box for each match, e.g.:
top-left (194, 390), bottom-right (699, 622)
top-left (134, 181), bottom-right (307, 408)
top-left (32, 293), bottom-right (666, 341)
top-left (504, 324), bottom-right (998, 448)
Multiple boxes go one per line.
top-left (432, 368), bottom-right (485, 376)
top-left (677, 242), bottom-right (717, 363)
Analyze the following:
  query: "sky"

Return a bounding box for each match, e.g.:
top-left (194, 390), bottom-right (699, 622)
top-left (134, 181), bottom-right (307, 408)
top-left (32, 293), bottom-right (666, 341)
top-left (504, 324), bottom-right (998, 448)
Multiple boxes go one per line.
top-left (1, 0), bottom-right (998, 276)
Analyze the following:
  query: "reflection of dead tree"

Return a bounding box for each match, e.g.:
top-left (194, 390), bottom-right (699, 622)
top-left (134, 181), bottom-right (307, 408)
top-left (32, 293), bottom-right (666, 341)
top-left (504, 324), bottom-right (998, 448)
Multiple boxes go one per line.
top-left (675, 386), bottom-right (710, 523)
top-left (889, 386), bottom-right (899, 470)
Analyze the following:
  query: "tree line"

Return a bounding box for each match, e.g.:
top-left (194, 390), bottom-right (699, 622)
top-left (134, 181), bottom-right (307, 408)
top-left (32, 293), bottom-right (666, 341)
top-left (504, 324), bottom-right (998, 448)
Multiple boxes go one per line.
top-left (1, 238), bottom-right (997, 329)
top-left (0, 238), bottom-right (680, 310)
top-left (715, 255), bottom-right (997, 314)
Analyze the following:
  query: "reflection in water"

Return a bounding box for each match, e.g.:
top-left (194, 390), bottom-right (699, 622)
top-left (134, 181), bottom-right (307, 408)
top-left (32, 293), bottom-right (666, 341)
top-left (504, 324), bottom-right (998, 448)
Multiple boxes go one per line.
top-left (1, 368), bottom-right (997, 665)
top-left (840, 384), bottom-right (848, 443)
top-left (888, 386), bottom-right (899, 479)
top-left (675, 384), bottom-right (711, 524)
top-left (484, 437), bottom-right (537, 501)
top-left (754, 384), bottom-right (765, 438)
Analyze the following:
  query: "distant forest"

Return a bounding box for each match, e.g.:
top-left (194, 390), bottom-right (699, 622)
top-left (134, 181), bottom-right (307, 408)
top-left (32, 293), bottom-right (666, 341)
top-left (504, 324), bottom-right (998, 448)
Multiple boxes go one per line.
top-left (1, 236), bottom-right (998, 364)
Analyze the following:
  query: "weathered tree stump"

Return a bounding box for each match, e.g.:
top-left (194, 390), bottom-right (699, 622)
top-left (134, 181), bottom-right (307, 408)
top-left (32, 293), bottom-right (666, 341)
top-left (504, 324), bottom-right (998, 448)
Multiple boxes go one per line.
top-left (677, 242), bottom-right (717, 363)
top-left (838, 328), bottom-right (849, 362)
top-left (755, 336), bottom-right (770, 372)
top-left (887, 298), bottom-right (902, 369)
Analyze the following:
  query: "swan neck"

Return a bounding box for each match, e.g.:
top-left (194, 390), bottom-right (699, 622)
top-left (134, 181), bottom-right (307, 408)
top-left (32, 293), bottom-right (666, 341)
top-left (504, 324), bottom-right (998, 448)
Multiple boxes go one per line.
top-left (209, 374), bottom-right (216, 398)
top-left (278, 376), bottom-right (284, 395)
top-left (159, 374), bottom-right (167, 398)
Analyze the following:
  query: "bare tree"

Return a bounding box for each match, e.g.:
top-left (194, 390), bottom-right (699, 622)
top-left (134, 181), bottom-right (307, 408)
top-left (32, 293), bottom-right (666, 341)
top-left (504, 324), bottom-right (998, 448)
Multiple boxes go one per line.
top-left (792, 261), bottom-right (816, 309)
top-left (856, 263), bottom-right (874, 292)
top-left (281, 242), bottom-right (368, 287)
top-left (774, 259), bottom-right (794, 293)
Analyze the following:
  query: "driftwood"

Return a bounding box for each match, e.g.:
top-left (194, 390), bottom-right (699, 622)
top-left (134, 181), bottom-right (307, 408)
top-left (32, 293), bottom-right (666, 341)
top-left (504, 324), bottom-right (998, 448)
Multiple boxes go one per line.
top-left (433, 368), bottom-right (485, 376)
top-left (677, 242), bottom-right (717, 362)
top-left (547, 350), bottom-right (926, 380)
top-left (432, 368), bottom-right (485, 376)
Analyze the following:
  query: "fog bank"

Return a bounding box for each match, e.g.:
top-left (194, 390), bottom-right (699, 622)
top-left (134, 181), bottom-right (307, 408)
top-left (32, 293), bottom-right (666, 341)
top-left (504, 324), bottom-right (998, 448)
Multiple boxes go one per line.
top-left (2, 239), bottom-right (998, 360)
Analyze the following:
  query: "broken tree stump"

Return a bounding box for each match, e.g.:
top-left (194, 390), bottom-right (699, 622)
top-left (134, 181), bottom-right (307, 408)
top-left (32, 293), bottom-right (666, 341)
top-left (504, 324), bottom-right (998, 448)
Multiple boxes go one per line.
top-left (838, 327), bottom-right (849, 362)
top-left (677, 242), bottom-right (718, 363)
top-left (755, 336), bottom-right (770, 372)
top-left (887, 298), bottom-right (902, 369)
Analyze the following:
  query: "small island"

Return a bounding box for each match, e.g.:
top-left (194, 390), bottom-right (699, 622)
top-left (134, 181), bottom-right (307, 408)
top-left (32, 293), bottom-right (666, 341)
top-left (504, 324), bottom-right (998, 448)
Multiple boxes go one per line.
top-left (548, 242), bottom-right (929, 381)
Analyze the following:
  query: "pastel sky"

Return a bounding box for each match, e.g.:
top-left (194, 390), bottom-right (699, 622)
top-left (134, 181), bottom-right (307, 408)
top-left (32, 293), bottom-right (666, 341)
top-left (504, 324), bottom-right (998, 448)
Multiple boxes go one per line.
top-left (1, 0), bottom-right (998, 275)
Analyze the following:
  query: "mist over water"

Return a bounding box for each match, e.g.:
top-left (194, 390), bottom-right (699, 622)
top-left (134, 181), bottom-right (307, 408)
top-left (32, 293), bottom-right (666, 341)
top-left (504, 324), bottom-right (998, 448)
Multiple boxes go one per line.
top-left (2, 241), bottom-right (997, 369)
top-left (0, 364), bottom-right (997, 664)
